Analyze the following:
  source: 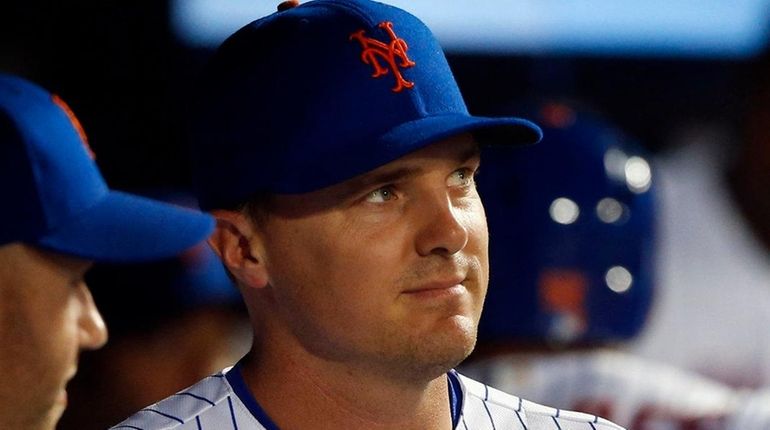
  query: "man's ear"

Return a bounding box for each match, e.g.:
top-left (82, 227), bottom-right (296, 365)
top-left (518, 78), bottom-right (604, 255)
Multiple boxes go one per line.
top-left (207, 210), bottom-right (269, 289)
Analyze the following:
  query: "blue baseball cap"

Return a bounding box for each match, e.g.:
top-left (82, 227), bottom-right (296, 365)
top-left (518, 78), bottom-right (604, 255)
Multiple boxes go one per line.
top-left (192, 0), bottom-right (542, 210)
top-left (0, 74), bottom-right (215, 262)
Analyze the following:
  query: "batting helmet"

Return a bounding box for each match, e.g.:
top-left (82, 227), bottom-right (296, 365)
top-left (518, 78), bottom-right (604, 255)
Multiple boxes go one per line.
top-left (477, 102), bottom-right (656, 346)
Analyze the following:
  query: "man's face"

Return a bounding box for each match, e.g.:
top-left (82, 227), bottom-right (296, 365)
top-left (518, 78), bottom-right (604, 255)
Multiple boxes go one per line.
top-left (254, 134), bottom-right (488, 381)
top-left (0, 244), bottom-right (107, 430)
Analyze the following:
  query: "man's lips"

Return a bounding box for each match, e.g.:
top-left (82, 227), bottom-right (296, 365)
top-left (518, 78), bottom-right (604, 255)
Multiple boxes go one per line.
top-left (402, 276), bottom-right (466, 298)
top-left (57, 388), bottom-right (68, 406)
top-left (59, 366), bottom-right (78, 405)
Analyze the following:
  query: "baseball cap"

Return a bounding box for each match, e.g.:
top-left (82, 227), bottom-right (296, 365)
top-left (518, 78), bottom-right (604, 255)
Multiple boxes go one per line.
top-left (0, 73), bottom-right (215, 262)
top-left (192, 0), bottom-right (542, 210)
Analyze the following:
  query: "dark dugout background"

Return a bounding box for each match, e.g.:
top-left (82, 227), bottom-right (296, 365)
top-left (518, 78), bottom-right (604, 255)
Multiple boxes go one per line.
top-left (0, 1), bottom-right (755, 195)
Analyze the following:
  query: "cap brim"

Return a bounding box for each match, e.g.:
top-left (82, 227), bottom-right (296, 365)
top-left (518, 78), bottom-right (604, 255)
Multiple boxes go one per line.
top-left (36, 191), bottom-right (215, 263)
top-left (380, 114), bottom-right (542, 151)
top-left (268, 114), bottom-right (543, 195)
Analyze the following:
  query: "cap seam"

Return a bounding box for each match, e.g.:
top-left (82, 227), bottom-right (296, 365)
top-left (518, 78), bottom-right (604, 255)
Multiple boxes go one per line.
top-left (307, 0), bottom-right (378, 27)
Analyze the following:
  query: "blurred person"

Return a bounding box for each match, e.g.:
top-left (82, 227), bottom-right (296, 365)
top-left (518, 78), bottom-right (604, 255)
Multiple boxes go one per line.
top-left (629, 50), bottom-right (770, 388)
top-left (460, 102), bottom-right (770, 429)
top-left (59, 197), bottom-right (250, 429)
top-left (0, 74), bottom-right (214, 430)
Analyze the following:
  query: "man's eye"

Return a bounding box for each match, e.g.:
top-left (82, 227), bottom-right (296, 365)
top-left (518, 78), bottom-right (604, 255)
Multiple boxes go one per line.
top-left (448, 168), bottom-right (475, 187)
top-left (365, 186), bottom-right (397, 203)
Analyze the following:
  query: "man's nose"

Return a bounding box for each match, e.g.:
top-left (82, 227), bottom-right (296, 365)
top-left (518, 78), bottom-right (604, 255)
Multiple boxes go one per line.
top-left (414, 191), bottom-right (469, 258)
top-left (77, 283), bottom-right (108, 350)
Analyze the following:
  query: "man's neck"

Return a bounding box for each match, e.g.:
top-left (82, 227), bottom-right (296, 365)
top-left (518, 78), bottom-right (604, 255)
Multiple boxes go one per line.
top-left (238, 344), bottom-right (454, 430)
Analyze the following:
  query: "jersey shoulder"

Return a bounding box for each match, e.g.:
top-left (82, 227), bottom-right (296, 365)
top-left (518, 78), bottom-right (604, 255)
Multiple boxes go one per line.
top-left (110, 368), bottom-right (264, 430)
top-left (457, 372), bottom-right (625, 430)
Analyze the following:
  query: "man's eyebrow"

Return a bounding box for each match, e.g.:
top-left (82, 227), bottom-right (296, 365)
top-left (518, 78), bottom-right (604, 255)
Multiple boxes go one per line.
top-left (458, 145), bottom-right (481, 163)
top-left (354, 166), bottom-right (424, 190)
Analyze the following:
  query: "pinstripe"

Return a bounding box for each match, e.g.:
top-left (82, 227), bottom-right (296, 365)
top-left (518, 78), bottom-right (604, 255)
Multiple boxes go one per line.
top-left (551, 416), bottom-right (562, 430)
top-left (174, 391), bottom-right (216, 406)
top-left (196, 416), bottom-right (202, 430)
top-left (111, 426), bottom-right (144, 430)
top-left (515, 409), bottom-right (527, 430)
top-left (457, 374), bottom-right (625, 430)
top-left (227, 396), bottom-right (239, 430)
top-left (139, 408), bottom-right (185, 424)
top-left (481, 400), bottom-right (497, 430)
top-left (481, 385), bottom-right (497, 430)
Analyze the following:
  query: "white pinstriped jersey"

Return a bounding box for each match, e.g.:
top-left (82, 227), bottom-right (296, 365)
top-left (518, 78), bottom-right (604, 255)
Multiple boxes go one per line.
top-left (111, 363), bottom-right (624, 430)
top-left (461, 350), bottom-right (770, 430)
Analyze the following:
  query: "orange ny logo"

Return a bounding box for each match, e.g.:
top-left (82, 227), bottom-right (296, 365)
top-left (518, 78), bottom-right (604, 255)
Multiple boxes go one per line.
top-left (350, 21), bottom-right (416, 93)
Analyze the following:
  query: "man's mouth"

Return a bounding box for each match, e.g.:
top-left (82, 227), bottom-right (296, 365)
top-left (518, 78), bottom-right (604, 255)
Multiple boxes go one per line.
top-left (403, 275), bottom-right (466, 298)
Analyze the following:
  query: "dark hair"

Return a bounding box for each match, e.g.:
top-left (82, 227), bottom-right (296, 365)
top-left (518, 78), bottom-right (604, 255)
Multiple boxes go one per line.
top-left (233, 191), bottom-right (274, 227)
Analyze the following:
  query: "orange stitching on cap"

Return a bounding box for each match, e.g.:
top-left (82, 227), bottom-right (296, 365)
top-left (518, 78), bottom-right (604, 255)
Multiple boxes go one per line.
top-left (350, 21), bottom-right (415, 93)
top-left (51, 94), bottom-right (95, 160)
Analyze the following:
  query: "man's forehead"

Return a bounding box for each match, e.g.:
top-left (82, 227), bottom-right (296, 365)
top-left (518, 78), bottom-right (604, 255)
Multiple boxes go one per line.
top-left (0, 243), bottom-right (92, 290)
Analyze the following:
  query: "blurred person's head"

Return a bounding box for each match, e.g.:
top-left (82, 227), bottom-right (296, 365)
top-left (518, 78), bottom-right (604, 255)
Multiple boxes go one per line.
top-left (59, 192), bottom-right (248, 430)
top-left (0, 74), bottom-right (213, 430)
top-left (473, 101), bottom-right (657, 353)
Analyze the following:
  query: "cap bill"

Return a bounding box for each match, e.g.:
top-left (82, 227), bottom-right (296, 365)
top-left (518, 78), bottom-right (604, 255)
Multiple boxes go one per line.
top-left (382, 114), bottom-right (543, 150)
top-left (272, 113), bottom-right (543, 194)
top-left (36, 191), bottom-right (215, 262)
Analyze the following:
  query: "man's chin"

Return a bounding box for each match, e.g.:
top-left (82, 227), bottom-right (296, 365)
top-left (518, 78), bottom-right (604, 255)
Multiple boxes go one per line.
top-left (40, 394), bottom-right (67, 430)
top-left (47, 406), bottom-right (66, 430)
top-left (15, 404), bottom-right (64, 430)
top-left (399, 317), bottom-right (478, 380)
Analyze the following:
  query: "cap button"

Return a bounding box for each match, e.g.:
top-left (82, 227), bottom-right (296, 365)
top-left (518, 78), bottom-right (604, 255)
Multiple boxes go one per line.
top-left (277, 0), bottom-right (299, 12)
